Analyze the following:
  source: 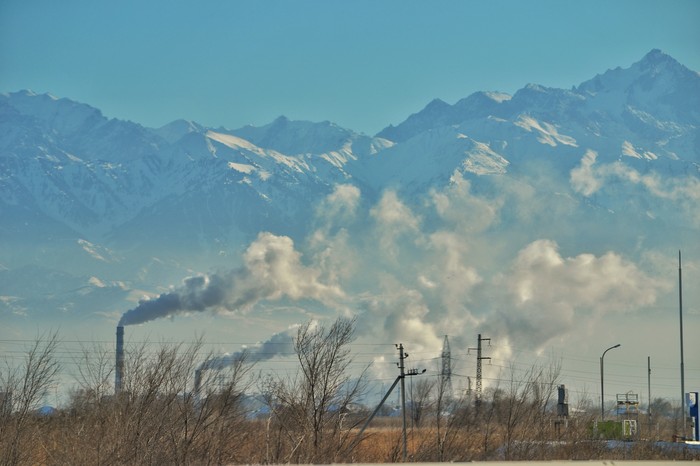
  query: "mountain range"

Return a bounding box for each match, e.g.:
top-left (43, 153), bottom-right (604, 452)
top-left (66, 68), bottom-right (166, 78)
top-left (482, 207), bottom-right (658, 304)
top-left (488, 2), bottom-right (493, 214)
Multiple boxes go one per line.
top-left (1, 49), bottom-right (698, 341)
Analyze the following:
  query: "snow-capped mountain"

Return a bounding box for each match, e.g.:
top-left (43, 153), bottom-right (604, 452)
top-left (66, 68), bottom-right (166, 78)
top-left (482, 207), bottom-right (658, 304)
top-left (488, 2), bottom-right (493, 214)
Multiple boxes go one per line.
top-left (380, 49), bottom-right (699, 139)
top-left (0, 49), bottom-right (698, 328)
top-left (376, 49), bottom-right (698, 173)
top-left (365, 49), bottom-right (699, 218)
top-left (0, 91), bottom-right (390, 260)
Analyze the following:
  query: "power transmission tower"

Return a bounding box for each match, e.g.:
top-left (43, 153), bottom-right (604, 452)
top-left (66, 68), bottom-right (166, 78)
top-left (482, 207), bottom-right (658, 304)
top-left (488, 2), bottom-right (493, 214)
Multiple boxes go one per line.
top-left (441, 335), bottom-right (453, 401)
top-left (469, 333), bottom-right (490, 406)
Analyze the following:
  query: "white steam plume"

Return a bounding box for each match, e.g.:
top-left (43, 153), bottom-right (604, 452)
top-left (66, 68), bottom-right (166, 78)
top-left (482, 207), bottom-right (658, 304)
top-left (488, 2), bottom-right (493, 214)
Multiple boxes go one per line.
top-left (481, 239), bottom-right (671, 349)
top-left (312, 177), bottom-right (675, 361)
top-left (199, 327), bottom-right (296, 370)
top-left (119, 232), bottom-right (343, 326)
top-left (570, 150), bottom-right (700, 226)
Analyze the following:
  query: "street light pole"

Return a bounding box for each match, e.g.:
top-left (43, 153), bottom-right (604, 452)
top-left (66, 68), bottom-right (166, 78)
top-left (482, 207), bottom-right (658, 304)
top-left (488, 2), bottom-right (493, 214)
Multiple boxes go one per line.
top-left (601, 343), bottom-right (621, 421)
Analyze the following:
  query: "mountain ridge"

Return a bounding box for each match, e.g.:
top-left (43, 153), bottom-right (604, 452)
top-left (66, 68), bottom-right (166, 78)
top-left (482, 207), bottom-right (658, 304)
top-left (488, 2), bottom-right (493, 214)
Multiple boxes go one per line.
top-left (1, 49), bottom-right (698, 327)
top-left (2, 49), bottom-right (698, 246)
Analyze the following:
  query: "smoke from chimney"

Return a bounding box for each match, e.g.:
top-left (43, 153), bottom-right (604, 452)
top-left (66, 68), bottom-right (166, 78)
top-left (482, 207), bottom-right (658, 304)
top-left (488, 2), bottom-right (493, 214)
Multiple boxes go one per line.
top-left (201, 328), bottom-right (295, 370)
top-left (193, 328), bottom-right (295, 393)
top-left (118, 233), bottom-right (342, 327)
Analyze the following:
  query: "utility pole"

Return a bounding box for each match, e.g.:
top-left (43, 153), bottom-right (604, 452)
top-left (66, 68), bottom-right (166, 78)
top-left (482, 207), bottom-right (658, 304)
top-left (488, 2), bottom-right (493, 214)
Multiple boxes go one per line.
top-left (398, 344), bottom-right (408, 462)
top-left (679, 250), bottom-right (686, 437)
top-left (469, 334), bottom-right (490, 406)
top-left (347, 343), bottom-right (424, 461)
top-left (648, 356), bottom-right (652, 431)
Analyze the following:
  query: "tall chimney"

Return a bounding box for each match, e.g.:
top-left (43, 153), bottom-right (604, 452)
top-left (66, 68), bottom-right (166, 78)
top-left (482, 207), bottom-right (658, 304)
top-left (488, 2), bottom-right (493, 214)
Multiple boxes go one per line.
top-left (115, 326), bottom-right (124, 394)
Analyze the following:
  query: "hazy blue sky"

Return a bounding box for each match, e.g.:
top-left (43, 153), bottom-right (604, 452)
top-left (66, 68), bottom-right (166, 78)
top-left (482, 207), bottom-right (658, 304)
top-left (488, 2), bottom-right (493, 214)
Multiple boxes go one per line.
top-left (2, 0), bottom-right (699, 135)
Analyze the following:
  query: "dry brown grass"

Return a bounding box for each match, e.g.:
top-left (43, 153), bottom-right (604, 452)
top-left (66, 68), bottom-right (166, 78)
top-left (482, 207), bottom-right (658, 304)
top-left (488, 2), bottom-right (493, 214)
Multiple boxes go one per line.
top-left (3, 330), bottom-right (699, 465)
top-left (3, 409), bottom-right (700, 465)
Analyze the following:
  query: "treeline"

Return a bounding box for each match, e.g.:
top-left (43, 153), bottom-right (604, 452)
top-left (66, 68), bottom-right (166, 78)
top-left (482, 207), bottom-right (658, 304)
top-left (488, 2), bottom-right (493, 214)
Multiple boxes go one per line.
top-left (0, 318), bottom-right (697, 465)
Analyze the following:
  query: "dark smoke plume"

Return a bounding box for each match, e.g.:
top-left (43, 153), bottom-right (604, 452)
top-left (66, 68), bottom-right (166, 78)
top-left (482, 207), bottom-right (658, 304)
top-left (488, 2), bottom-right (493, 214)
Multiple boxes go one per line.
top-left (118, 274), bottom-right (231, 326)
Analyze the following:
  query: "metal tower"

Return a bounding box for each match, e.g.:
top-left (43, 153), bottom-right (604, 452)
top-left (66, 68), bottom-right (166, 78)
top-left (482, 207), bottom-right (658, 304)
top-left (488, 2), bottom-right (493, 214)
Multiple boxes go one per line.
top-left (440, 335), bottom-right (453, 400)
top-left (469, 333), bottom-right (490, 405)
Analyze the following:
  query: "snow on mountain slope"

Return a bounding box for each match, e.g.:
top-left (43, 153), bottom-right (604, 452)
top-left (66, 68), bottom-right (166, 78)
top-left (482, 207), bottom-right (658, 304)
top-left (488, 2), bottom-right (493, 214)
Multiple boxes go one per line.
top-left (577, 49), bottom-right (700, 126)
top-left (0, 90), bottom-right (104, 137)
top-left (361, 125), bottom-right (510, 193)
top-left (1, 90), bottom-right (166, 162)
top-left (228, 116), bottom-right (394, 183)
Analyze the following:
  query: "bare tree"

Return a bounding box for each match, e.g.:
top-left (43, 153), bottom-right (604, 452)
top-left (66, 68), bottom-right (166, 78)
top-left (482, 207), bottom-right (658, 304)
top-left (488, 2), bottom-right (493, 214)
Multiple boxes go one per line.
top-left (425, 378), bottom-right (478, 462)
top-left (264, 317), bottom-right (366, 463)
top-left (495, 360), bottom-right (561, 460)
top-left (73, 340), bottom-right (115, 402)
top-left (410, 377), bottom-right (434, 428)
top-left (57, 337), bottom-right (256, 465)
top-left (0, 331), bottom-right (61, 466)
top-left (184, 349), bottom-right (255, 465)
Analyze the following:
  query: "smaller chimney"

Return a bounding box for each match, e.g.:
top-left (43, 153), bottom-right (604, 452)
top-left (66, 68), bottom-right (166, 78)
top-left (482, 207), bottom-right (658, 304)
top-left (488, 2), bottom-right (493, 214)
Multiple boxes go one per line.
top-left (194, 369), bottom-right (202, 396)
top-left (115, 326), bottom-right (124, 394)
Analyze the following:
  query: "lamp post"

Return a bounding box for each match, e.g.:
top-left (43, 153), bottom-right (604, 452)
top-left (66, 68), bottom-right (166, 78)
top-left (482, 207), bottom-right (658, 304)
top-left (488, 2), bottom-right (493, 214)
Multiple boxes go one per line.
top-left (600, 343), bottom-right (621, 421)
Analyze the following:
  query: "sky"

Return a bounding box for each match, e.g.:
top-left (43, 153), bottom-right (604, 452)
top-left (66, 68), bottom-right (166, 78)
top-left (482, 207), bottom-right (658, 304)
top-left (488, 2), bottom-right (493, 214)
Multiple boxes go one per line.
top-left (1, 0), bottom-right (699, 135)
top-left (1, 0), bottom-right (699, 411)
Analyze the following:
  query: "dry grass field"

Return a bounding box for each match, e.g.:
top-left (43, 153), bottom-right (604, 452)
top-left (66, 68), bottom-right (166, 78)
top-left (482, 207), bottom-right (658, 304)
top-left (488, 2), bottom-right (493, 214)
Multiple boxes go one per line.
top-left (2, 323), bottom-right (699, 465)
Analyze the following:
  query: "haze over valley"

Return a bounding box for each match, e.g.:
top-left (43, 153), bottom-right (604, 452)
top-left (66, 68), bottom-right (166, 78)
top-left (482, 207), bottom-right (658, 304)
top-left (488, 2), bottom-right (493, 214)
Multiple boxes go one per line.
top-left (1, 49), bottom-right (698, 404)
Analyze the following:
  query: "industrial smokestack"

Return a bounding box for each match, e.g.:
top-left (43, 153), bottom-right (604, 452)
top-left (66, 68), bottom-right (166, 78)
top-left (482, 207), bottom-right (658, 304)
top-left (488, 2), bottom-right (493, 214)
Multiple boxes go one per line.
top-left (115, 326), bottom-right (124, 394)
top-left (194, 368), bottom-right (202, 396)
